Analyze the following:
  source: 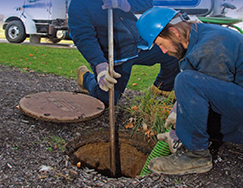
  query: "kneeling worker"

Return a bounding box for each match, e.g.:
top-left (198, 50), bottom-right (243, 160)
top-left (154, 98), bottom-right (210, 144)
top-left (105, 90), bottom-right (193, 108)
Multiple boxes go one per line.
top-left (136, 7), bottom-right (243, 175)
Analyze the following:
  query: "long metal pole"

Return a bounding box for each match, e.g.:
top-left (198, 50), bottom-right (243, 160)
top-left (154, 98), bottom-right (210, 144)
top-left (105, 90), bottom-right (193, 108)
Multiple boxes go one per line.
top-left (108, 8), bottom-right (117, 178)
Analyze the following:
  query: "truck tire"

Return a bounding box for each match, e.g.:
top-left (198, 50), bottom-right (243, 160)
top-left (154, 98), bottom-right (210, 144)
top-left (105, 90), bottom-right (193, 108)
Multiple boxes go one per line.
top-left (5, 20), bottom-right (27, 43)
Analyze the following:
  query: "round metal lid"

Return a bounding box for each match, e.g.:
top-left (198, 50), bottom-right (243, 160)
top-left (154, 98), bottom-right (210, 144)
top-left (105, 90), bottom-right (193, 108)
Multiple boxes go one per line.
top-left (19, 91), bottom-right (105, 123)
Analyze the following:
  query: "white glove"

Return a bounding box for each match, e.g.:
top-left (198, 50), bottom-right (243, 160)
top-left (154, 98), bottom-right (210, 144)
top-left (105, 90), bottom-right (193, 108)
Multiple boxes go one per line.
top-left (102, 0), bottom-right (131, 12)
top-left (157, 130), bottom-right (181, 153)
top-left (164, 101), bottom-right (177, 129)
top-left (96, 62), bottom-right (121, 92)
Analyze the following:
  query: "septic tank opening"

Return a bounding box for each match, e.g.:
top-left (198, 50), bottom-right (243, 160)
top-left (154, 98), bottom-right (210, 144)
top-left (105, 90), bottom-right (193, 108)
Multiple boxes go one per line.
top-left (65, 129), bottom-right (156, 178)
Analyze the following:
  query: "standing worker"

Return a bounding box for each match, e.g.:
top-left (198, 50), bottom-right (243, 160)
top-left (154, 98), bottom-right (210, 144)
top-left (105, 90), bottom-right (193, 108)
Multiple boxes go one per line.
top-left (136, 7), bottom-right (243, 175)
top-left (68, 0), bottom-right (179, 107)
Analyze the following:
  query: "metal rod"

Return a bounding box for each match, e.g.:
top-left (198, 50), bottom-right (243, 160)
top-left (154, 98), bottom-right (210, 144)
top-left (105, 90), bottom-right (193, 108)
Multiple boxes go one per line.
top-left (108, 8), bottom-right (117, 178)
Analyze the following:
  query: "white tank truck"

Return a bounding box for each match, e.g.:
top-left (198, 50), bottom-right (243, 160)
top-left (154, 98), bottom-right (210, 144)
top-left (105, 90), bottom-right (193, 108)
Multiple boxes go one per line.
top-left (2, 0), bottom-right (241, 44)
top-left (2, 0), bottom-right (71, 44)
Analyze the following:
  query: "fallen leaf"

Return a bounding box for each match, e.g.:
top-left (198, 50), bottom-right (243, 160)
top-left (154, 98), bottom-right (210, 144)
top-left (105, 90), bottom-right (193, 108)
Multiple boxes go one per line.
top-left (77, 162), bottom-right (81, 168)
top-left (125, 123), bottom-right (134, 129)
top-left (29, 54), bottom-right (33, 57)
top-left (131, 105), bottom-right (138, 111)
top-left (16, 105), bottom-right (19, 109)
top-left (164, 108), bottom-right (170, 115)
top-left (132, 83), bottom-right (138, 86)
top-left (145, 129), bottom-right (152, 138)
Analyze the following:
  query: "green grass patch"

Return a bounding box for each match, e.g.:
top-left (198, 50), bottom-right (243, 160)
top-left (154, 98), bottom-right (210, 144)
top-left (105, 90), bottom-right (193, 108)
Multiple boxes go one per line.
top-left (0, 43), bottom-right (88, 79)
top-left (44, 135), bottom-right (66, 152)
top-left (123, 90), bottom-right (174, 138)
top-left (0, 43), bottom-right (159, 90)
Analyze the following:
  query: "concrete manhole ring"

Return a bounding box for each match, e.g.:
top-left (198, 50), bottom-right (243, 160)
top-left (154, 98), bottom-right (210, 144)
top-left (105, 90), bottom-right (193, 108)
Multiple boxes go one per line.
top-left (19, 91), bottom-right (105, 123)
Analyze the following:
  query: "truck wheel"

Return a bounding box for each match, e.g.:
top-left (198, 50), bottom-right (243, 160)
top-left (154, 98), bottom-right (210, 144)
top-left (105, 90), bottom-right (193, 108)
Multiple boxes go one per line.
top-left (45, 38), bottom-right (62, 44)
top-left (5, 20), bottom-right (27, 43)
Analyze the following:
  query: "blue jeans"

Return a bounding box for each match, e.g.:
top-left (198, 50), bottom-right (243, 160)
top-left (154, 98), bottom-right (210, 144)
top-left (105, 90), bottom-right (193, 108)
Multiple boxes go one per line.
top-left (175, 70), bottom-right (243, 151)
top-left (83, 45), bottom-right (179, 106)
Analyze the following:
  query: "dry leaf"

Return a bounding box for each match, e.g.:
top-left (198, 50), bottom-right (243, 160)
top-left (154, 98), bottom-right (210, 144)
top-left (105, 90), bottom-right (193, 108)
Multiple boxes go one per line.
top-left (132, 83), bottom-right (138, 86)
top-left (77, 162), bottom-right (81, 168)
top-left (145, 129), bottom-right (152, 138)
top-left (125, 123), bottom-right (134, 129)
top-left (131, 105), bottom-right (138, 111)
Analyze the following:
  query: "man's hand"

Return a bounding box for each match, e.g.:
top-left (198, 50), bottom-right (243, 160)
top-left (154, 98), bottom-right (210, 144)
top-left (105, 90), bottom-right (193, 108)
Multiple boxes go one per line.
top-left (102, 0), bottom-right (131, 12)
top-left (164, 101), bottom-right (177, 129)
top-left (96, 62), bottom-right (121, 92)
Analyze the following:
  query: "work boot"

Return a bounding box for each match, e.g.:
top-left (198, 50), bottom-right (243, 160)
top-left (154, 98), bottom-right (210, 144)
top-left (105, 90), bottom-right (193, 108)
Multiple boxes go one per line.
top-left (148, 84), bottom-right (176, 99)
top-left (77, 66), bottom-right (90, 94)
top-left (148, 146), bottom-right (213, 175)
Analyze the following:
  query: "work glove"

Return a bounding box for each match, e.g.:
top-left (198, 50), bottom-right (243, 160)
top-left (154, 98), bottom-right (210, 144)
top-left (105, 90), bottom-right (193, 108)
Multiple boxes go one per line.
top-left (148, 84), bottom-right (176, 99)
top-left (102, 0), bottom-right (131, 12)
top-left (96, 62), bottom-right (121, 92)
top-left (157, 129), bottom-right (181, 153)
top-left (164, 101), bottom-right (177, 129)
top-left (157, 102), bottom-right (181, 153)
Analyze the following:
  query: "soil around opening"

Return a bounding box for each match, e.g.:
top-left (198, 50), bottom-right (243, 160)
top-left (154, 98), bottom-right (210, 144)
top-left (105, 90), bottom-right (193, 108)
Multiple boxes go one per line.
top-left (0, 65), bottom-right (243, 187)
top-left (66, 129), bottom-right (155, 178)
top-left (74, 142), bottom-right (148, 178)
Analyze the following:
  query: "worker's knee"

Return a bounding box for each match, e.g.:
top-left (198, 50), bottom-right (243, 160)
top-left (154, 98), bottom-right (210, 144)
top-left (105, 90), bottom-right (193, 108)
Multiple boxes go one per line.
top-left (174, 70), bottom-right (199, 91)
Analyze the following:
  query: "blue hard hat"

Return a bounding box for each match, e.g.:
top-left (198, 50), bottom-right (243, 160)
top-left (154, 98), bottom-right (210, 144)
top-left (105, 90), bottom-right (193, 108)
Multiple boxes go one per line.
top-left (136, 7), bottom-right (179, 49)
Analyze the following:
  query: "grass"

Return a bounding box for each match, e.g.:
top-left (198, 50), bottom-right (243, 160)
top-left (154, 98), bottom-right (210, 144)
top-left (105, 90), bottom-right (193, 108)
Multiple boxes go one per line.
top-left (123, 90), bottom-right (174, 139)
top-left (0, 42), bottom-right (159, 90)
top-left (44, 135), bottom-right (66, 152)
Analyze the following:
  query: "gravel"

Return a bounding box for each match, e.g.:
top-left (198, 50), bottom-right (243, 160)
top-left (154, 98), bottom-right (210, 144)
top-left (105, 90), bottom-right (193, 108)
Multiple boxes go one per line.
top-left (0, 65), bottom-right (242, 187)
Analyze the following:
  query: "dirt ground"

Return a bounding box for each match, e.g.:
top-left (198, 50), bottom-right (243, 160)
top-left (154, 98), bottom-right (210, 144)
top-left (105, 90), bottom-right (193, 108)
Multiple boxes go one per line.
top-left (0, 65), bottom-right (243, 187)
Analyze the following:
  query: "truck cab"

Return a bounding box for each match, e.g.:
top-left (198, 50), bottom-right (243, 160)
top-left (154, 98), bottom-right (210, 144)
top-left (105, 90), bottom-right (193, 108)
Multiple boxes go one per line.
top-left (3, 0), bottom-right (71, 44)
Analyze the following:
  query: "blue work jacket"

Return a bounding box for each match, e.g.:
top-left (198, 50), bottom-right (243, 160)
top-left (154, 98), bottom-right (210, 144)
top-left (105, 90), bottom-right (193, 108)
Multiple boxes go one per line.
top-left (180, 23), bottom-right (243, 87)
top-left (68, 0), bottom-right (152, 70)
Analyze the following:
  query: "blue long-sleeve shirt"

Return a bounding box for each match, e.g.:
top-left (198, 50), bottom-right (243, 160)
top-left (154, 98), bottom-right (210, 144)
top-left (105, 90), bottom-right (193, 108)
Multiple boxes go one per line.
top-left (180, 23), bottom-right (243, 87)
top-left (68, 0), bottom-right (153, 70)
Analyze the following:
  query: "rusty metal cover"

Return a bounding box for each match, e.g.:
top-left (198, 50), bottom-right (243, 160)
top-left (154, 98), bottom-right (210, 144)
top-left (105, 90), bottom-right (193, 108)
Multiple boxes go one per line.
top-left (19, 91), bottom-right (105, 123)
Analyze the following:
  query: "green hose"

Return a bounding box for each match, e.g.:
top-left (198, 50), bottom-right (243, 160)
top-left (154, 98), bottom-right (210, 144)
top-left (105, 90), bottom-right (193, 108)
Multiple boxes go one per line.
top-left (198, 16), bottom-right (243, 34)
top-left (140, 128), bottom-right (171, 176)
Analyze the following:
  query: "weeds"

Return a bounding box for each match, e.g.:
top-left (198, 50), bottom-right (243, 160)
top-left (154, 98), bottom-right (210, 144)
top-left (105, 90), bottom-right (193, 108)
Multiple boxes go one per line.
top-left (123, 90), bottom-right (175, 139)
top-left (44, 135), bottom-right (66, 152)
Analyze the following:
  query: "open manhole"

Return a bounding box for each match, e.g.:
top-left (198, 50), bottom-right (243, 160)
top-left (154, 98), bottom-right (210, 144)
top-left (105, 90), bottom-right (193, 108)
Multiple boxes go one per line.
top-left (19, 91), bottom-right (105, 123)
top-left (65, 129), bottom-right (156, 178)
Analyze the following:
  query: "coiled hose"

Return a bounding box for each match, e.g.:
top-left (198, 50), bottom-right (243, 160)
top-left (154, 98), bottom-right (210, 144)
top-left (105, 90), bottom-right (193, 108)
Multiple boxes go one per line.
top-left (140, 128), bottom-right (171, 176)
